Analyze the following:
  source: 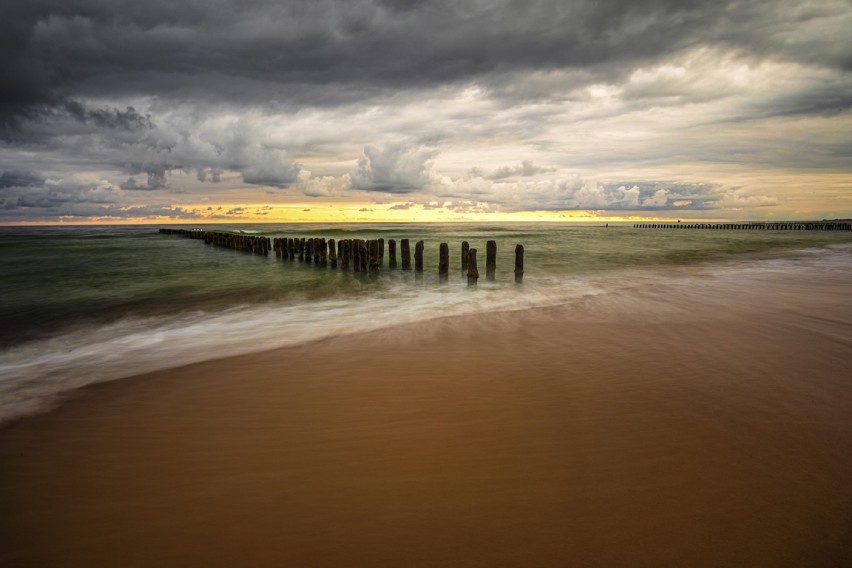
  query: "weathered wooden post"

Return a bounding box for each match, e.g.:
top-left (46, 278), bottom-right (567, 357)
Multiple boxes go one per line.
top-left (352, 240), bottom-right (361, 273)
top-left (414, 240), bottom-right (424, 279)
top-left (328, 238), bottom-right (337, 268)
top-left (486, 240), bottom-right (496, 281)
top-left (314, 238), bottom-right (322, 265)
top-left (467, 248), bottom-right (479, 287)
top-left (298, 238), bottom-right (305, 262)
top-left (319, 238), bottom-right (327, 266)
top-left (461, 241), bottom-right (470, 272)
top-left (378, 238), bottom-right (385, 266)
top-left (388, 239), bottom-right (397, 269)
top-left (514, 244), bottom-right (524, 284)
top-left (439, 243), bottom-right (449, 283)
top-left (359, 240), bottom-right (368, 273)
top-left (341, 240), bottom-right (350, 270)
top-left (401, 239), bottom-right (411, 270)
top-left (369, 240), bottom-right (380, 276)
top-left (274, 238), bottom-right (282, 257)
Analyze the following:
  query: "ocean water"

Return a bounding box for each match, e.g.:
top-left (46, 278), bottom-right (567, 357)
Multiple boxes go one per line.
top-left (1, 222), bottom-right (851, 423)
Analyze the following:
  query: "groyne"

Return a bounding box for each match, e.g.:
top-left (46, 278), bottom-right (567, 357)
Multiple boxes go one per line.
top-left (634, 221), bottom-right (851, 230)
top-left (158, 228), bottom-right (524, 285)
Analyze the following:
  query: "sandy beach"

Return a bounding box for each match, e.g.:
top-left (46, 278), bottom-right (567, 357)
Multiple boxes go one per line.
top-left (2, 264), bottom-right (852, 567)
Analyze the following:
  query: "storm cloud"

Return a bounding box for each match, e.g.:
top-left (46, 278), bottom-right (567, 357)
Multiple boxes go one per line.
top-left (1, 0), bottom-right (850, 221)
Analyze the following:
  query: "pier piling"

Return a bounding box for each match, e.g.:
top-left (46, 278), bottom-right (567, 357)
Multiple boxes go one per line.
top-left (467, 249), bottom-right (479, 287)
top-left (414, 241), bottom-right (424, 278)
top-left (401, 239), bottom-right (412, 270)
top-left (388, 239), bottom-right (397, 269)
top-left (439, 243), bottom-right (449, 283)
top-left (514, 244), bottom-right (524, 284)
top-left (486, 240), bottom-right (496, 281)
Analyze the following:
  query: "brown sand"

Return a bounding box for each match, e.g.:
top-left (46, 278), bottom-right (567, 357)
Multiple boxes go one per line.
top-left (2, 274), bottom-right (852, 567)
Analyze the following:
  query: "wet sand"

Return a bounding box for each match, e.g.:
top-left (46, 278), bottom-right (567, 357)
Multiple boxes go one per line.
top-left (2, 269), bottom-right (852, 567)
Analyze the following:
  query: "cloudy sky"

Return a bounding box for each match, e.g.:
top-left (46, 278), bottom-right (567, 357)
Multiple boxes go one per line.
top-left (1, 0), bottom-right (850, 223)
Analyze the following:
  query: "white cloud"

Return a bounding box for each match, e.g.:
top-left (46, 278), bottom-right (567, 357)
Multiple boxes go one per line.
top-left (351, 141), bottom-right (437, 193)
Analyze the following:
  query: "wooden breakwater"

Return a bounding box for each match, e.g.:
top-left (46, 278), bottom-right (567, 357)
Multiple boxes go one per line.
top-left (158, 228), bottom-right (525, 285)
top-left (634, 221), bottom-right (851, 231)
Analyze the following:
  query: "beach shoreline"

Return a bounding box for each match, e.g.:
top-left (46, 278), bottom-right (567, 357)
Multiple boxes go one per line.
top-left (2, 254), bottom-right (852, 567)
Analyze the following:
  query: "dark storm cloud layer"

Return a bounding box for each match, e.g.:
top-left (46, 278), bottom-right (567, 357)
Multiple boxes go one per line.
top-left (2, 0), bottom-right (849, 122)
top-left (0, 0), bottom-right (850, 220)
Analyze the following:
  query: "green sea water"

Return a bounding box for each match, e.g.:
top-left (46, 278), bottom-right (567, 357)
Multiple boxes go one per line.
top-left (1, 222), bottom-right (851, 422)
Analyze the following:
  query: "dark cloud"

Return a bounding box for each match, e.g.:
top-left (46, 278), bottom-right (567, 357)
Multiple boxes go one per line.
top-left (0, 0), bottom-right (849, 221)
top-left (0, 170), bottom-right (45, 188)
top-left (62, 101), bottom-right (153, 130)
top-left (471, 160), bottom-right (555, 180)
top-left (3, 0), bottom-right (848, 124)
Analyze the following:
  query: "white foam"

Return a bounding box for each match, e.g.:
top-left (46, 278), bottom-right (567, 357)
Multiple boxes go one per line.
top-left (3, 246), bottom-right (850, 424)
top-left (0, 275), bottom-right (600, 423)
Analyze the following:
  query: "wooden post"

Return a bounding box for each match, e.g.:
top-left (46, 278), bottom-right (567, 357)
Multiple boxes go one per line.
top-left (298, 238), bottom-right (305, 262)
top-left (319, 238), bottom-right (327, 266)
top-left (467, 248), bottom-right (479, 287)
top-left (439, 242), bottom-right (449, 283)
top-left (514, 244), bottom-right (524, 284)
top-left (328, 238), bottom-right (337, 268)
top-left (414, 240), bottom-right (424, 279)
top-left (341, 239), bottom-right (348, 267)
top-left (388, 239), bottom-right (397, 269)
top-left (352, 240), bottom-right (361, 272)
top-left (486, 240), bottom-right (496, 281)
top-left (359, 240), bottom-right (368, 273)
top-left (401, 239), bottom-right (411, 270)
top-left (369, 240), bottom-right (380, 276)
top-left (378, 238), bottom-right (385, 266)
top-left (461, 241), bottom-right (469, 272)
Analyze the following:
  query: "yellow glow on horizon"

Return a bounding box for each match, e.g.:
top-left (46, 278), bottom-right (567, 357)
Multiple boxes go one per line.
top-left (5, 197), bottom-right (843, 226)
top-left (3, 202), bottom-right (686, 225)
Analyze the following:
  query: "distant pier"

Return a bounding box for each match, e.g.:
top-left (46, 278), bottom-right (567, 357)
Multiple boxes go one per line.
top-left (158, 228), bottom-right (524, 284)
top-left (634, 221), bottom-right (851, 231)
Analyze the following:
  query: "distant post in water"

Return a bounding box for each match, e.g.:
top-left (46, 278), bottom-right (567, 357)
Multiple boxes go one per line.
top-left (328, 238), bottom-right (337, 268)
top-left (438, 242), bottom-right (449, 283)
top-left (461, 241), bottom-right (470, 272)
top-left (359, 240), bottom-right (368, 273)
top-left (514, 244), bottom-right (524, 284)
top-left (378, 238), bottom-right (385, 266)
top-left (486, 240), bottom-right (496, 281)
top-left (369, 240), bottom-right (380, 276)
top-left (341, 240), bottom-right (350, 270)
top-left (414, 240), bottom-right (424, 279)
top-left (401, 239), bottom-right (411, 270)
top-left (319, 238), bottom-right (327, 266)
top-left (388, 239), bottom-right (397, 269)
top-left (352, 240), bottom-right (361, 273)
top-left (467, 248), bottom-right (479, 287)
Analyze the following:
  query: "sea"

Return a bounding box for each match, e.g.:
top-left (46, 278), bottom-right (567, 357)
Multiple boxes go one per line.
top-left (2, 222), bottom-right (851, 423)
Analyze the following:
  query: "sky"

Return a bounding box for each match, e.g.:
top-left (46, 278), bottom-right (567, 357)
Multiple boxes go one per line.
top-left (1, 0), bottom-right (850, 224)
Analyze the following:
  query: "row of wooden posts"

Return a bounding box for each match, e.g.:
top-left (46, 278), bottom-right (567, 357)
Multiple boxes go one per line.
top-left (634, 221), bottom-right (852, 231)
top-left (158, 228), bottom-right (524, 285)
